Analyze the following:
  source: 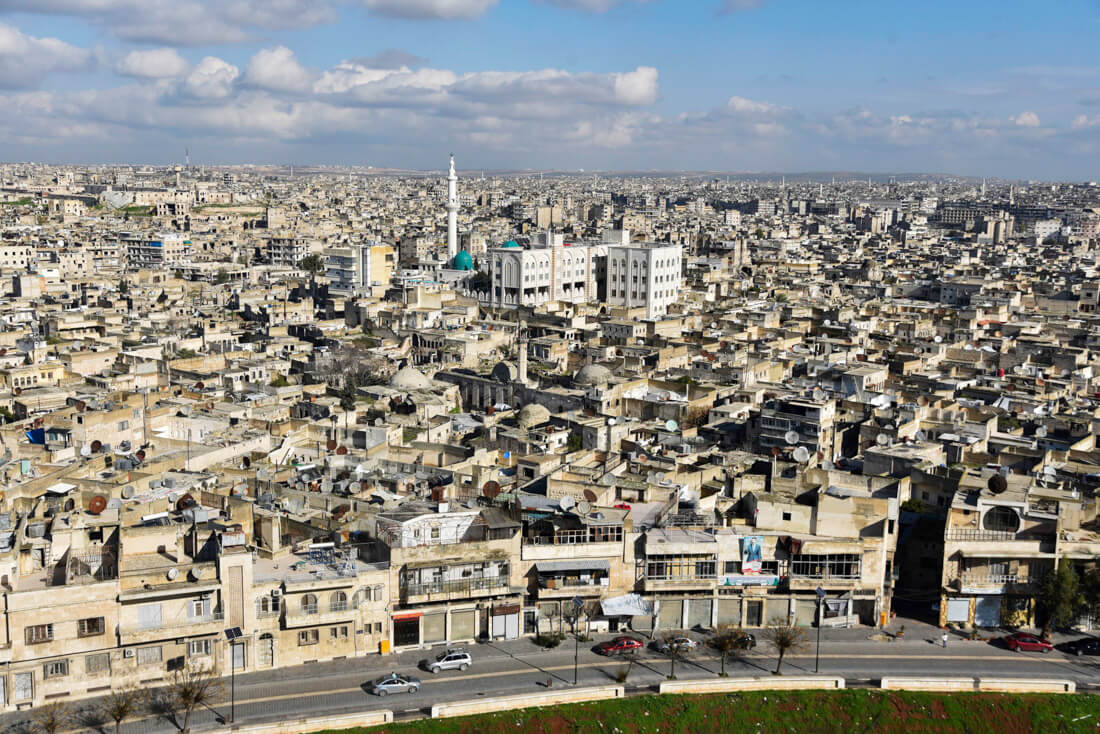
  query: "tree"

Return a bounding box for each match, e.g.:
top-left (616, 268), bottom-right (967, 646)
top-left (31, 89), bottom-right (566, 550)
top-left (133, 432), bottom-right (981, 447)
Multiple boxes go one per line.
top-left (762, 617), bottom-right (808, 675)
top-left (711, 625), bottom-right (751, 677)
top-left (269, 374), bottom-right (290, 388)
top-left (215, 268), bottom-right (229, 285)
top-left (119, 279), bottom-right (129, 296)
top-left (660, 633), bottom-right (691, 680)
top-left (1037, 560), bottom-right (1083, 633)
top-left (31, 701), bottom-right (70, 734)
top-left (297, 253), bottom-right (325, 276)
top-left (167, 662), bottom-right (223, 733)
top-left (102, 686), bottom-right (144, 734)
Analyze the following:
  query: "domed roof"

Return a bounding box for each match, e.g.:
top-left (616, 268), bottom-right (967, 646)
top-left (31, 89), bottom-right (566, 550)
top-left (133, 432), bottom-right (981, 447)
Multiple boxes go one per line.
top-left (517, 403), bottom-right (551, 429)
top-left (389, 366), bottom-right (434, 390)
top-left (501, 240), bottom-right (520, 248)
top-left (574, 363), bottom-right (612, 387)
top-left (453, 249), bottom-right (474, 271)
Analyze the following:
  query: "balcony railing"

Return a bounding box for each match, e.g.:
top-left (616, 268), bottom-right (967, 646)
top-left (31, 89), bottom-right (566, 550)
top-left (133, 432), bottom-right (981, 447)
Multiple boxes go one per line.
top-left (256, 601), bottom-right (281, 618)
top-left (300, 604), bottom-right (318, 615)
top-left (124, 610), bottom-right (223, 634)
top-left (330, 601), bottom-right (349, 612)
top-left (403, 576), bottom-right (510, 597)
top-left (945, 529), bottom-right (1018, 541)
top-left (960, 574), bottom-right (1033, 587)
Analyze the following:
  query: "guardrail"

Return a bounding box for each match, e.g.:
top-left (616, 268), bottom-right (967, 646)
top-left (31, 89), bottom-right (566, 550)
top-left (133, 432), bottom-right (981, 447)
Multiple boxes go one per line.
top-left (431, 685), bottom-right (624, 719)
top-left (660, 676), bottom-right (845, 694)
top-left (209, 709), bottom-right (393, 734)
top-left (880, 677), bottom-right (1076, 693)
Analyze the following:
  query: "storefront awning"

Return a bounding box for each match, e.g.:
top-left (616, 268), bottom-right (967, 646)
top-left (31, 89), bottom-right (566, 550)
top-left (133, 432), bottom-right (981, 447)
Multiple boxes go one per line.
top-left (535, 560), bottom-right (610, 574)
top-left (599, 593), bottom-right (652, 617)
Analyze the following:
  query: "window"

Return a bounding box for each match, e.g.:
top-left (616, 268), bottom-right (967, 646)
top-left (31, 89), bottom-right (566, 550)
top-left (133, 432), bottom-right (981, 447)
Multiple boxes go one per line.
top-left (188, 639), bottom-right (212, 657)
top-left (78, 617), bottom-right (105, 637)
top-left (118, 420), bottom-right (129, 431)
top-left (85, 653), bottom-right (110, 675)
top-left (187, 598), bottom-right (210, 618)
top-left (136, 646), bottom-right (162, 665)
top-left (330, 626), bottom-right (348, 639)
top-left (301, 594), bottom-right (318, 615)
top-left (43, 660), bottom-right (69, 679)
top-left (298, 629), bottom-right (319, 646)
top-left (26, 624), bottom-right (53, 644)
top-left (430, 525), bottom-right (440, 541)
top-left (373, 622), bottom-right (382, 634)
top-left (330, 591), bottom-right (348, 612)
top-left (790, 554), bottom-right (861, 579)
top-left (782, 512), bottom-right (792, 522)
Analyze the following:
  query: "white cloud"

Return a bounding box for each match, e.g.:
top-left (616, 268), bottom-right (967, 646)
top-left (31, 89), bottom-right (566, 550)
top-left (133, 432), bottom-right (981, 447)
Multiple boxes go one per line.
top-left (361, 0), bottom-right (498, 19)
top-left (0, 0), bottom-right (336, 44)
top-left (1012, 111), bottom-right (1040, 127)
top-left (0, 23), bottom-right (90, 88)
top-left (245, 46), bottom-right (315, 93)
top-left (116, 48), bottom-right (189, 79)
top-left (183, 56), bottom-right (239, 99)
top-left (727, 95), bottom-right (781, 114)
top-left (536, 0), bottom-right (647, 11)
top-left (614, 66), bottom-right (658, 105)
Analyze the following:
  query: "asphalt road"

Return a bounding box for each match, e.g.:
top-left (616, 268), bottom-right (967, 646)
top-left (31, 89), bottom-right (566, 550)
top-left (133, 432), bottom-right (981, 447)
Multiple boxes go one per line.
top-left (7, 629), bottom-right (1100, 734)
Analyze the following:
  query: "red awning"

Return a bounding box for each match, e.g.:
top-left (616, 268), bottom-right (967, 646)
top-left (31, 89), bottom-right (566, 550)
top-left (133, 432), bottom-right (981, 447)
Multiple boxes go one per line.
top-left (393, 612), bottom-right (422, 621)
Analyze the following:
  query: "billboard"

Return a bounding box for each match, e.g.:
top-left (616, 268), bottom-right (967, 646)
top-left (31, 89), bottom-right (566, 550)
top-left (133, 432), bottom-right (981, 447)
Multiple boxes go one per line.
top-left (742, 535), bottom-right (764, 574)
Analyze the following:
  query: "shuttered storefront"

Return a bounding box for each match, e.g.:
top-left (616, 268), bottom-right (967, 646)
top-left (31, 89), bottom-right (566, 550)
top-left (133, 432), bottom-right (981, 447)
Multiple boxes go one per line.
top-left (687, 598), bottom-right (712, 629)
top-left (658, 599), bottom-right (682, 630)
top-left (450, 610), bottom-right (476, 641)
top-left (717, 598), bottom-right (742, 626)
top-left (423, 613), bottom-right (446, 644)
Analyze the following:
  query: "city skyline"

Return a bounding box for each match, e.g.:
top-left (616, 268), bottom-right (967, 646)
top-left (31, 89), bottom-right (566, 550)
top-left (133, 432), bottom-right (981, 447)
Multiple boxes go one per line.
top-left (1, 0), bottom-right (1100, 177)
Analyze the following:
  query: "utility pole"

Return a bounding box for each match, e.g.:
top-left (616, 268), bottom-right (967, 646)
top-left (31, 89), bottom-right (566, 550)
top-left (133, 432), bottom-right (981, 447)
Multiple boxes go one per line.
top-left (815, 586), bottom-right (825, 674)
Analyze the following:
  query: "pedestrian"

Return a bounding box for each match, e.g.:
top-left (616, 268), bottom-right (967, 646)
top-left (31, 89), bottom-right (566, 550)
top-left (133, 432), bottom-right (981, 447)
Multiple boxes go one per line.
top-left (941, 632), bottom-right (948, 649)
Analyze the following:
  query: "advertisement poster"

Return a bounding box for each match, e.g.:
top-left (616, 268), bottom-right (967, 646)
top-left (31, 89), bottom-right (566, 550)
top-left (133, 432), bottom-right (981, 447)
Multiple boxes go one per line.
top-left (742, 535), bottom-right (764, 574)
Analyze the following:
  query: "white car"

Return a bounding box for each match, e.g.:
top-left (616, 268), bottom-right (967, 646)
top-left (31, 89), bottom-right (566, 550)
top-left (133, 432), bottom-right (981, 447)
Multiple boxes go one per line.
top-left (427, 649), bottom-right (472, 673)
top-left (655, 637), bottom-right (698, 654)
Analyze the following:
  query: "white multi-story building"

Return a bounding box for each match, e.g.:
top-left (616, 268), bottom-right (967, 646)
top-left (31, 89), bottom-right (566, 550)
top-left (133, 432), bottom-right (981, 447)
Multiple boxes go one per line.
top-left (605, 239), bottom-right (682, 319)
top-left (123, 232), bottom-right (191, 270)
top-left (482, 230), bottom-right (608, 309)
top-left (324, 242), bottom-right (395, 296)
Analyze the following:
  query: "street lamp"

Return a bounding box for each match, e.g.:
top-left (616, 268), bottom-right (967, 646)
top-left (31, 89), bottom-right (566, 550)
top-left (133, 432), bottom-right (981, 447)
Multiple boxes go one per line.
top-left (814, 587), bottom-right (825, 674)
top-left (571, 596), bottom-right (584, 686)
top-left (225, 627), bottom-right (242, 723)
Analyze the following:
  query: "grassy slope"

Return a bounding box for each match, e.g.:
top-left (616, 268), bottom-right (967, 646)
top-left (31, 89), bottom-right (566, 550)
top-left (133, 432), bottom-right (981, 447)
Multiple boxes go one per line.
top-left (320, 690), bottom-right (1100, 734)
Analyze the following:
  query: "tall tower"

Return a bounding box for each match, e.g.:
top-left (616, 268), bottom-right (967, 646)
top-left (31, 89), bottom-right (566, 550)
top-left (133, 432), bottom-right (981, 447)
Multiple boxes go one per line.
top-left (446, 154), bottom-right (459, 264)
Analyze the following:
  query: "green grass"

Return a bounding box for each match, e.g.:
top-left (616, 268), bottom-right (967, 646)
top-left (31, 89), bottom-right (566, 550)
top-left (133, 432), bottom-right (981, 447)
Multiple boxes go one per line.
top-left (122, 205), bottom-right (154, 216)
top-left (0, 198), bottom-right (33, 206)
top-left (318, 690), bottom-right (1100, 734)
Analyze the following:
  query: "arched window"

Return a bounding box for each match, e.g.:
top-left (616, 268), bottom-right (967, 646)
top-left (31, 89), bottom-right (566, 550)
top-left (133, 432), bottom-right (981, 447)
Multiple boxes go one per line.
top-left (302, 593), bottom-right (318, 614)
top-left (330, 591), bottom-right (348, 612)
top-left (983, 506), bottom-right (1020, 533)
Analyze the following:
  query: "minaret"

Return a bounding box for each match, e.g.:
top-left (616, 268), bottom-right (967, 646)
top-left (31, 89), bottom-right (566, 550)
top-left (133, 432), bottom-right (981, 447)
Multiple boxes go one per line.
top-left (517, 321), bottom-right (530, 386)
top-left (446, 154), bottom-right (459, 264)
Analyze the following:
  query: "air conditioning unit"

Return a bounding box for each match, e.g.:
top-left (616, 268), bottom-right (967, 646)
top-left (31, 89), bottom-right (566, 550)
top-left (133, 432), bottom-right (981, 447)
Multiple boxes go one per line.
top-left (123, 649), bottom-right (135, 658)
top-left (271, 588), bottom-right (282, 598)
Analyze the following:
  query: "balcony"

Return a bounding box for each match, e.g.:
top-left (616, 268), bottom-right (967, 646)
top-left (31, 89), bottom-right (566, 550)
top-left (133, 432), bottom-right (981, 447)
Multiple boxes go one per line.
top-left (401, 576), bottom-right (516, 604)
top-left (642, 575), bottom-right (716, 592)
top-left (120, 610), bottom-right (224, 644)
top-left (284, 602), bottom-right (355, 628)
top-left (956, 574), bottom-right (1036, 594)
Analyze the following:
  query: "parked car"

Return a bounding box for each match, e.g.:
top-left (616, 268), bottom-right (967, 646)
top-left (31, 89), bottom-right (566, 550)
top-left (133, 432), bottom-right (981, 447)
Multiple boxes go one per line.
top-left (595, 636), bottom-right (644, 655)
top-left (370, 673), bottom-right (421, 696)
top-left (1001, 632), bottom-right (1053, 653)
top-left (1056, 638), bottom-right (1100, 656)
top-left (707, 632), bottom-right (757, 651)
top-left (426, 649), bottom-right (472, 673)
top-left (655, 636), bottom-right (698, 654)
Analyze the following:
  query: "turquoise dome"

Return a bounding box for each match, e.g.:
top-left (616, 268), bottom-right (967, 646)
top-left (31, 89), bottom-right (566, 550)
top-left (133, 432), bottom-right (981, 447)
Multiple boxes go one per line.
top-left (501, 240), bottom-right (520, 248)
top-left (453, 249), bottom-right (474, 271)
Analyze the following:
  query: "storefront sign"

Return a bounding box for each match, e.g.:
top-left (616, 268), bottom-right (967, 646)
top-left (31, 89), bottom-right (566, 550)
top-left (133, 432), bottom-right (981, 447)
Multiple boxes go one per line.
top-left (719, 574), bottom-right (779, 587)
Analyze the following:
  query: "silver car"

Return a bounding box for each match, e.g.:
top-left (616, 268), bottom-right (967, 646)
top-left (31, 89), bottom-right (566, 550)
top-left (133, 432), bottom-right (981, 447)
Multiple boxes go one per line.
top-left (370, 673), bottom-right (421, 696)
top-left (427, 649), bottom-right (472, 673)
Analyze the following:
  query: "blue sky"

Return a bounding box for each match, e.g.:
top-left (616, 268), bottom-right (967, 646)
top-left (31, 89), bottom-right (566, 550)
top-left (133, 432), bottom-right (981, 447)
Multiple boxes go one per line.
top-left (1, 0), bottom-right (1099, 177)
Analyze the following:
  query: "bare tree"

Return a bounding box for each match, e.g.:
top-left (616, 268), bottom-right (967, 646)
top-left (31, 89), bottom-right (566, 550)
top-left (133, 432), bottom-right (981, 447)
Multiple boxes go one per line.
top-left (166, 663), bottom-right (224, 733)
top-left (660, 633), bottom-right (692, 680)
top-left (31, 701), bottom-right (70, 734)
top-left (102, 686), bottom-right (144, 734)
top-left (711, 625), bottom-right (751, 677)
top-left (762, 617), bottom-right (808, 675)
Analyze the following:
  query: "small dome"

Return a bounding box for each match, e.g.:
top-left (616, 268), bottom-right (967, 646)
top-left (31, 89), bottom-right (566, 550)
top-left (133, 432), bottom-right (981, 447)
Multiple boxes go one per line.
top-left (574, 364), bottom-right (612, 387)
top-left (501, 240), bottom-right (521, 248)
top-left (453, 249), bottom-right (474, 271)
top-left (389, 366), bottom-right (434, 390)
top-left (517, 403), bottom-right (551, 429)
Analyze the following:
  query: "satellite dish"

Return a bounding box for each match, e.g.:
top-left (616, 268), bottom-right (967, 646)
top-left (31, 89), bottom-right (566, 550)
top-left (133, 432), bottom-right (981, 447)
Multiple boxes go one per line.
top-left (665, 420), bottom-right (679, 432)
top-left (121, 486), bottom-right (135, 499)
top-left (784, 431), bottom-right (799, 445)
top-left (824, 319), bottom-right (831, 326)
top-left (988, 474), bottom-right (1008, 494)
top-left (166, 568), bottom-right (179, 581)
top-left (583, 489), bottom-right (597, 502)
top-left (1036, 426), bottom-right (1048, 438)
top-left (964, 344), bottom-right (975, 351)
top-left (482, 480), bottom-right (502, 499)
top-left (812, 388), bottom-right (825, 401)
top-left (374, 418), bottom-right (383, 426)
top-left (710, 322), bottom-right (717, 329)
top-left (576, 500), bottom-right (593, 515)
top-left (88, 496), bottom-right (107, 515)
top-left (915, 430), bottom-right (927, 442)
top-left (876, 433), bottom-right (889, 446)
top-left (883, 423), bottom-right (895, 431)
top-left (559, 495), bottom-right (576, 511)
top-left (792, 446), bottom-right (811, 463)
top-left (608, 418), bottom-right (616, 426)
top-left (934, 335), bottom-right (943, 343)
top-left (1043, 465), bottom-right (1056, 477)
top-left (80, 445), bottom-right (92, 457)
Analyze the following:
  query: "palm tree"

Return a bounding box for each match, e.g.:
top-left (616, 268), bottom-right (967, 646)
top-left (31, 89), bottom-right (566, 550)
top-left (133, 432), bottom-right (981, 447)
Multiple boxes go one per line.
top-left (763, 617), bottom-right (808, 675)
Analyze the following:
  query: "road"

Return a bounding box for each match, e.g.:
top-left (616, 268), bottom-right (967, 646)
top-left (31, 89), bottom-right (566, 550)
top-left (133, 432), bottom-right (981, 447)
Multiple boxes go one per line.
top-left (7, 626), bottom-right (1100, 734)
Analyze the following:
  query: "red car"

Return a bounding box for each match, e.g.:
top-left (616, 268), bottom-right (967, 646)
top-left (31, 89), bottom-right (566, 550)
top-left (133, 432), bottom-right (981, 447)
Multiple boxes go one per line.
top-left (1002, 632), bottom-right (1053, 653)
top-left (595, 636), bottom-right (643, 655)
